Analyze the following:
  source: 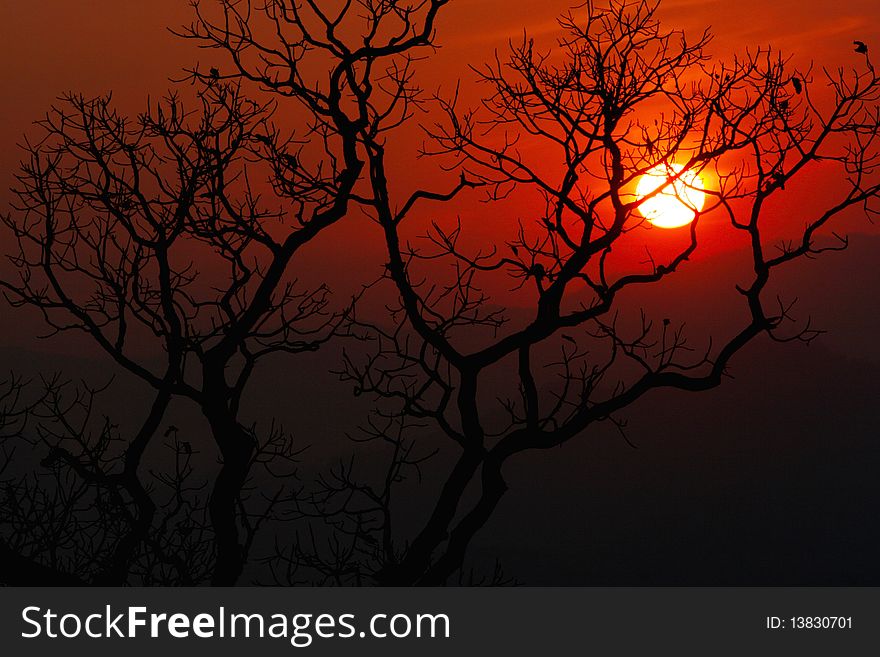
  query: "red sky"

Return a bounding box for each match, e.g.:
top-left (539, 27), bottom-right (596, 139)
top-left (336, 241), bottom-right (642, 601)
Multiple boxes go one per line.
top-left (3, 1), bottom-right (876, 208)
top-left (1, 0), bottom-right (878, 320)
top-left (1, 2), bottom-right (878, 586)
top-left (2, 0), bottom-right (877, 165)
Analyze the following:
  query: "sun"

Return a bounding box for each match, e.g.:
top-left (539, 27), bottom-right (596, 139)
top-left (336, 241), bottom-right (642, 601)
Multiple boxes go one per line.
top-left (635, 163), bottom-right (706, 229)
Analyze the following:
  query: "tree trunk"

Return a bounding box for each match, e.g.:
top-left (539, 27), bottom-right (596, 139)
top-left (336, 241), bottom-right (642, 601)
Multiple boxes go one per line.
top-left (203, 403), bottom-right (254, 586)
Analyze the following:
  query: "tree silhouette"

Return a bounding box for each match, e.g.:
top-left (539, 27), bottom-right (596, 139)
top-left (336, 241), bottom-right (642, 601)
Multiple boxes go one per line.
top-left (1, 0), bottom-right (878, 587)
top-left (337, 0), bottom-right (880, 584)
top-left (1, 0), bottom-right (450, 585)
top-left (1, 85), bottom-right (316, 585)
top-left (0, 374), bottom-right (220, 585)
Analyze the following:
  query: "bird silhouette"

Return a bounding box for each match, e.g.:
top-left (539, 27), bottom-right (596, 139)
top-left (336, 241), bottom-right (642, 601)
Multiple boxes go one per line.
top-left (854, 40), bottom-right (869, 55)
top-left (209, 67), bottom-right (221, 79)
top-left (164, 425), bottom-right (179, 437)
top-left (527, 263), bottom-right (546, 281)
top-left (790, 76), bottom-right (802, 94)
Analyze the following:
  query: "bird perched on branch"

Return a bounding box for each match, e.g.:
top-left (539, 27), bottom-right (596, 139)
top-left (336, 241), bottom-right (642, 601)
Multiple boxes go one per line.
top-left (790, 76), bottom-right (802, 94)
top-left (526, 263), bottom-right (546, 281)
top-left (771, 171), bottom-right (786, 190)
top-left (771, 97), bottom-right (789, 115)
top-left (854, 40), bottom-right (869, 55)
top-left (281, 153), bottom-right (299, 171)
top-left (209, 67), bottom-right (221, 79)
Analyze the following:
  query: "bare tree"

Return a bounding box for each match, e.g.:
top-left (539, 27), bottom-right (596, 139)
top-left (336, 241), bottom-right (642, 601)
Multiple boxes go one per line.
top-left (1, 0), bottom-right (451, 585)
top-left (1, 84), bottom-right (309, 584)
top-left (2, 0), bottom-right (877, 588)
top-left (336, 0), bottom-right (880, 584)
top-left (0, 375), bottom-right (85, 585)
top-left (0, 375), bottom-right (219, 585)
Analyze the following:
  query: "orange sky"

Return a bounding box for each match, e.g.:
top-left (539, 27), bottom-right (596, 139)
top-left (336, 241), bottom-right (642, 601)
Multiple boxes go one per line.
top-left (3, 1), bottom-right (875, 199)
top-left (0, 0), bottom-right (878, 306)
top-left (2, 3), bottom-right (879, 585)
top-left (1, 0), bottom-right (875, 179)
top-left (2, 0), bottom-right (877, 163)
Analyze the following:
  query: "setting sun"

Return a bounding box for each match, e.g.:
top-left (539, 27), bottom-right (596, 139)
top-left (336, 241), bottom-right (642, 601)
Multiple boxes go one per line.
top-left (636, 164), bottom-right (706, 229)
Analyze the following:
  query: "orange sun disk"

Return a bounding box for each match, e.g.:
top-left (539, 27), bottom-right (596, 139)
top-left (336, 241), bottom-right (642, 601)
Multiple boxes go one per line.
top-left (635, 164), bottom-right (706, 229)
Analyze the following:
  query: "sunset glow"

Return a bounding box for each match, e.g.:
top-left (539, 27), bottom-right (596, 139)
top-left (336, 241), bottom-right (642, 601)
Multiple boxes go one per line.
top-left (0, 0), bottom-right (877, 598)
top-left (636, 164), bottom-right (706, 229)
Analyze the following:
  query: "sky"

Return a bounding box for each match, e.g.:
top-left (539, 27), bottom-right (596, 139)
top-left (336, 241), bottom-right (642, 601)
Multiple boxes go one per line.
top-left (2, 1), bottom-right (879, 389)
top-left (2, 0), bottom-right (878, 172)
top-left (2, 0), bottom-right (878, 246)
top-left (1, 1), bottom-right (879, 584)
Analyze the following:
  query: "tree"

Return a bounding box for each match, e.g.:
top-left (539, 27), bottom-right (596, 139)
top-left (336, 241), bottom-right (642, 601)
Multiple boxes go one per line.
top-left (337, 0), bottom-right (880, 584)
top-left (1, 0), bottom-right (877, 588)
top-left (0, 374), bottom-right (218, 585)
top-left (1, 0), bottom-right (451, 585)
